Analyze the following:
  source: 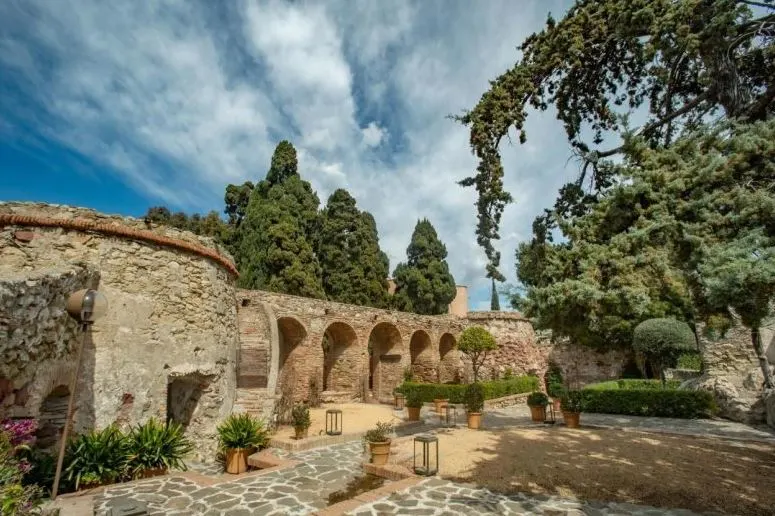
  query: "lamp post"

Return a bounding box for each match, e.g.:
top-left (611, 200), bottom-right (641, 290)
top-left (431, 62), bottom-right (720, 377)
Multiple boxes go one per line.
top-left (51, 289), bottom-right (108, 500)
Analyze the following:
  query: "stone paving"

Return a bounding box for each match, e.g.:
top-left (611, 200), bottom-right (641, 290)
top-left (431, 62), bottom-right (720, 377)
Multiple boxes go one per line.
top-left (346, 478), bottom-right (707, 516)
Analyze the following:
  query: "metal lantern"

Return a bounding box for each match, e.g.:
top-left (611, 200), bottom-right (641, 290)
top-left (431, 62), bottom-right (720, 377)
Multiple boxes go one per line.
top-left (325, 409), bottom-right (342, 436)
top-left (439, 403), bottom-right (457, 428)
top-left (394, 393), bottom-right (405, 410)
top-left (543, 402), bottom-right (556, 425)
top-left (413, 434), bottom-right (439, 476)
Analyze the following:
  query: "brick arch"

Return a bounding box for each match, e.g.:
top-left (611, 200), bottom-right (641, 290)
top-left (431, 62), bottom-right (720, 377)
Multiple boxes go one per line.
top-left (367, 321), bottom-right (403, 401)
top-left (409, 329), bottom-right (437, 382)
top-left (322, 321), bottom-right (360, 394)
top-left (275, 316), bottom-right (308, 397)
top-left (439, 332), bottom-right (460, 383)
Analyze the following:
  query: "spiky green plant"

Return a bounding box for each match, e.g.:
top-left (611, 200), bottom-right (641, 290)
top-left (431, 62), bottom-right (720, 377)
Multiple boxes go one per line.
top-left (126, 418), bottom-right (193, 478)
top-left (216, 414), bottom-right (269, 451)
top-left (64, 425), bottom-right (129, 490)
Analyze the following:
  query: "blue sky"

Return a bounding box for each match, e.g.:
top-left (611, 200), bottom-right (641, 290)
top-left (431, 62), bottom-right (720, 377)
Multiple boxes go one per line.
top-left (0, 0), bottom-right (578, 311)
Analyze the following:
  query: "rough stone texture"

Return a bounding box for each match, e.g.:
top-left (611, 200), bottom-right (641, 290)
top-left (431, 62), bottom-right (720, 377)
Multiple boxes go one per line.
top-left (684, 321), bottom-right (775, 426)
top-left (765, 389), bottom-right (775, 429)
top-left (467, 312), bottom-right (543, 381)
top-left (0, 202), bottom-right (239, 460)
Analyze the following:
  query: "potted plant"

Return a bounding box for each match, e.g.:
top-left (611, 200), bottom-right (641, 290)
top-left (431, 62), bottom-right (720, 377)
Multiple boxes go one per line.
top-left (127, 418), bottom-right (193, 479)
top-left (527, 392), bottom-right (549, 422)
top-left (433, 397), bottom-right (448, 414)
top-left (217, 413), bottom-right (269, 474)
top-left (547, 383), bottom-right (565, 412)
top-left (64, 425), bottom-right (129, 490)
top-left (405, 390), bottom-right (423, 421)
top-left (291, 403), bottom-right (311, 440)
top-left (464, 383), bottom-right (485, 429)
top-left (363, 421), bottom-right (393, 466)
top-left (561, 390), bottom-right (584, 428)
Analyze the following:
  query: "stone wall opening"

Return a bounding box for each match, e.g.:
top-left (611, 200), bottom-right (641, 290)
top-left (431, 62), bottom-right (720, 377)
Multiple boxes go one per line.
top-left (438, 333), bottom-right (459, 383)
top-left (277, 316), bottom-right (308, 398)
top-left (322, 322), bottom-right (360, 394)
top-left (166, 377), bottom-right (204, 430)
top-left (409, 330), bottom-right (436, 382)
top-left (35, 385), bottom-right (69, 449)
top-left (368, 322), bottom-right (402, 401)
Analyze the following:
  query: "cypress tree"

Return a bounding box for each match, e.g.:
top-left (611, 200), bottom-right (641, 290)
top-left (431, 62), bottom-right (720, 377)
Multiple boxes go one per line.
top-left (392, 219), bottom-right (456, 315)
top-left (490, 278), bottom-right (500, 311)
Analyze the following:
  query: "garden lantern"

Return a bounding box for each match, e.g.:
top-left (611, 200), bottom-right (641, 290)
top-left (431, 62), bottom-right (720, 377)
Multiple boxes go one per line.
top-left (325, 409), bottom-right (342, 436)
top-left (439, 403), bottom-right (457, 428)
top-left (543, 402), bottom-right (556, 425)
top-left (413, 434), bottom-right (439, 476)
top-left (53, 289), bottom-right (108, 500)
top-left (394, 392), bottom-right (405, 410)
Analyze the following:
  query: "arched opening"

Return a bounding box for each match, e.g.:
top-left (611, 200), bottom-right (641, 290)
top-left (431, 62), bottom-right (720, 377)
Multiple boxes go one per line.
top-left (438, 333), bottom-right (460, 383)
top-left (409, 330), bottom-right (436, 382)
top-left (368, 322), bottom-right (402, 401)
top-left (36, 385), bottom-right (69, 449)
top-left (277, 316), bottom-right (308, 400)
top-left (322, 322), bottom-right (360, 394)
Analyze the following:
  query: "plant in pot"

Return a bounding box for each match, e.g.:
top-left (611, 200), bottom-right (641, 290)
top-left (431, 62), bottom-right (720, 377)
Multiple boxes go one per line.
top-left (126, 418), bottom-right (193, 479)
top-left (561, 390), bottom-right (584, 428)
top-left (291, 403), bottom-right (311, 440)
top-left (547, 383), bottom-right (565, 412)
top-left (432, 393), bottom-right (449, 414)
top-left (363, 421), bottom-right (393, 466)
top-left (217, 413), bottom-right (269, 474)
top-left (405, 390), bottom-right (423, 421)
top-left (64, 425), bottom-right (130, 490)
top-left (464, 383), bottom-right (485, 429)
top-left (527, 392), bottom-right (549, 422)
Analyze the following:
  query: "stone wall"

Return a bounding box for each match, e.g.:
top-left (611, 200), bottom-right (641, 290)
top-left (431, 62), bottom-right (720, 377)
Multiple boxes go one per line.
top-left (465, 312), bottom-right (543, 381)
top-left (0, 202), bottom-right (239, 460)
top-left (541, 337), bottom-right (632, 388)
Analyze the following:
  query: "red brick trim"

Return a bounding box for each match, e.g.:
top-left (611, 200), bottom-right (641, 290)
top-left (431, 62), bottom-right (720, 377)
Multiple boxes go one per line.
top-left (0, 214), bottom-right (238, 276)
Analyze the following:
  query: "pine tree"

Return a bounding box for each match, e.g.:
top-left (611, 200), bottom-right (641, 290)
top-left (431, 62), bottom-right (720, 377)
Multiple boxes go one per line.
top-left (392, 219), bottom-right (456, 315)
top-left (490, 278), bottom-right (500, 311)
top-left (318, 189), bottom-right (389, 307)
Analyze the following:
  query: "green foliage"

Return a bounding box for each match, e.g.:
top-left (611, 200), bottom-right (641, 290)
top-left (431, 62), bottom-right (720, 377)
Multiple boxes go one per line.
top-left (291, 404), bottom-right (311, 431)
top-left (216, 414), bottom-right (269, 451)
top-left (502, 367), bottom-right (514, 380)
top-left (318, 189), bottom-right (390, 308)
top-left (464, 383), bottom-right (485, 413)
top-left (677, 353), bottom-right (702, 371)
top-left (1, 432), bottom-right (43, 515)
top-left (490, 278), bottom-right (500, 310)
top-left (543, 363), bottom-right (564, 398)
top-left (634, 319), bottom-right (697, 380)
top-left (399, 376), bottom-right (539, 404)
top-left (584, 379), bottom-right (680, 391)
top-left (126, 418), bottom-right (193, 478)
top-left (363, 422), bottom-right (393, 444)
top-left (526, 392), bottom-right (549, 407)
top-left (64, 425), bottom-right (130, 490)
top-left (458, 0), bottom-right (775, 277)
top-left (404, 389), bottom-right (424, 409)
top-left (392, 219), bottom-right (456, 315)
top-left (457, 326), bottom-right (498, 382)
top-left (581, 389), bottom-right (716, 419)
top-left (266, 140), bottom-right (298, 185)
top-left (402, 367), bottom-right (414, 383)
top-left (143, 207), bottom-right (229, 243)
top-left (560, 390), bottom-right (584, 413)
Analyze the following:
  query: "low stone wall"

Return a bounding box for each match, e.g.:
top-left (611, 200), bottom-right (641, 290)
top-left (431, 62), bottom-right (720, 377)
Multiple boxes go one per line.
top-left (484, 392), bottom-right (530, 410)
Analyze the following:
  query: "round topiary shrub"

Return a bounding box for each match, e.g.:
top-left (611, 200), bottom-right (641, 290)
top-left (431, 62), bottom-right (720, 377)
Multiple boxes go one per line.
top-left (633, 318), bottom-right (696, 383)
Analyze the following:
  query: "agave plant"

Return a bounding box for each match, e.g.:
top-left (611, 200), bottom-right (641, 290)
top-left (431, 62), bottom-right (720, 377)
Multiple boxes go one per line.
top-left (64, 425), bottom-right (129, 490)
top-left (126, 418), bottom-right (193, 478)
top-left (216, 414), bottom-right (269, 451)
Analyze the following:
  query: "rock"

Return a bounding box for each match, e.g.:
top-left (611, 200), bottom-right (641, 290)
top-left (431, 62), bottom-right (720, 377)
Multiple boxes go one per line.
top-left (765, 389), bottom-right (775, 429)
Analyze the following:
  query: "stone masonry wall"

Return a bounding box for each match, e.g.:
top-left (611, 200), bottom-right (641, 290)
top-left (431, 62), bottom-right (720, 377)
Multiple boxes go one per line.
top-left (0, 202), bottom-right (239, 460)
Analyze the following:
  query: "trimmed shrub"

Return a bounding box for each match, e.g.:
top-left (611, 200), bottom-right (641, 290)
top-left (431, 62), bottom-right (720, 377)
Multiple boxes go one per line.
top-left (581, 389), bottom-right (715, 418)
top-left (584, 379), bottom-right (681, 391)
top-left (398, 376), bottom-right (539, 404)
top-left (633, 318), bottom-right (696, 381)
top-left (526, 392), bottom-right (549, 407)
top-left (543, 362), bottom-right (564, 398)
top-left (560, 390), bottom-right (584, 413)
top-left (464, 383), bottom-right (485, 413)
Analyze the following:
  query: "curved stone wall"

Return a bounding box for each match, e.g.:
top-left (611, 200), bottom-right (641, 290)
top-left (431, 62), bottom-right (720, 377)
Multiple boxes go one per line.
top-left (0, 202), bottom-right (238, 460)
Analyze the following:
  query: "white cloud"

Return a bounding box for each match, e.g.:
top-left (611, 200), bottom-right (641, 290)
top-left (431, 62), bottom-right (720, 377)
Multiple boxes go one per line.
top-left (0, 0), bottom-right (578, 310)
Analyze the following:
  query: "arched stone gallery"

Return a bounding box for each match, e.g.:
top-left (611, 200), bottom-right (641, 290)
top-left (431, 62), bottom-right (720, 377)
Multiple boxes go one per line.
top-left (322, 322), bottom-right (360, 393)
top-left (409, 330), bottom-right (437, 382)
top-left (438, 333), bottom-right (459, 383)
top-left (369, 322), bottom-right (403, 401)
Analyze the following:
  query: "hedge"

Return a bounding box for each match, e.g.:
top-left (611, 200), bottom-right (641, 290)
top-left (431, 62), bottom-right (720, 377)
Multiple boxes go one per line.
top-left (397, 376), bottom-right (539, 404)
top-left (584, 379), bottom-right (681, 391)
top-left (580, 389), bottom-right (716, 418)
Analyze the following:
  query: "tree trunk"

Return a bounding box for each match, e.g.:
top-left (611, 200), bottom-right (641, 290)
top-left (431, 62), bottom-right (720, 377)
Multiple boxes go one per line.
top-left (751, 327), bottom-right (774, 390)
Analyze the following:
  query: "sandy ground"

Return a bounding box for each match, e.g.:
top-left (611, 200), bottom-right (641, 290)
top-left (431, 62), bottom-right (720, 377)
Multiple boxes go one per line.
top-left (275, 403), bottom-right (402, 438)
top-left (392, 426), bottom-right (775, 515)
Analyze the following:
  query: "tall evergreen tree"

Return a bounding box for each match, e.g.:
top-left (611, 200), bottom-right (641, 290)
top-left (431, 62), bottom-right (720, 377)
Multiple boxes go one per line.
top-left (318, 189), bottom-right (390, 307)
top-left (237, 141), bottom-right (325, 298)
top-left (490, 278), bottom-right (500, 311)
top-left (392, 219), bottom-right (456, 315)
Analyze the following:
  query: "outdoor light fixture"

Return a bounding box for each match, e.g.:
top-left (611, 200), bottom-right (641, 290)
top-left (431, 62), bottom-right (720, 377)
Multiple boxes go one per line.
top-left (543, 402), bottom-right (556, 425)
top-left (440, 403), bottom-right (457, 428)
top-left (52, 289), bottom-right (108, 500)
top-left (325, 409), bottom-right (342, 436)
top-left (394, 392), bottom-right (405, 410)
top-left (413, 434), bottom-right (439, 476)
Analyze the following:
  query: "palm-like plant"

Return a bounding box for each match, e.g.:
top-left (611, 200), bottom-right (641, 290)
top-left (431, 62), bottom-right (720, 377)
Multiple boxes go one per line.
top-left (216, 414), bottom-right (269, 451)
top-left (126, 418), bottom-right (193, 478)
top-left (64, 425), bottom-right (129, 490)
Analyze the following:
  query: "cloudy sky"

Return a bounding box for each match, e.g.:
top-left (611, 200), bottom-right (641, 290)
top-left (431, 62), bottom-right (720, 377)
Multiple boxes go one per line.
top-left (0, 0), bottom-right (579, 310)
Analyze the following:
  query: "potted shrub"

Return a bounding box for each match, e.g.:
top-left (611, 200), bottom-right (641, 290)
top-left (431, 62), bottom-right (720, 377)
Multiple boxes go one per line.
top-left (527, 392), bottom-right (549, 422)
top-left (561, 390), bottom-right (584, 428)
top-left (405, 390), bottom-right (423, 421)
top-left (433, 395), bottom-right (449, 414)
top-left (291, 403), bottom-right (311, 440)
top-left (547, 383), bottom-right (565, 412)
top-left (64, 425), bottom-right (129, 490)
top-left (127, 418), bottom-right (193, 479)
top-left (217, 413), bottom-right (269, 474)
top-left (464, 383), bottom-right (485, 429)
top-left (363, 421), bottom-right (393, 466)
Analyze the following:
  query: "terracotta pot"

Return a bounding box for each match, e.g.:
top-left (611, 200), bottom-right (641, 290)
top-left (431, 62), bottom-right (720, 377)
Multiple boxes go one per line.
top-left (552, 398), bottom-right (562, 412)
top-left (368, 439), bottom-right (391, 466)
top-left (406, 406), bottom-right (421, 421)
top-left (529, 405), bottom-right (546, 422)
top-left (225, 448), bottom-right (249, 474)
top-left (563, 411), bottom-right (581, 428)
top-left (294, 426), bottom-right (308, 440)
top-left (433, 398), bottom-right (448, 413)
top-left (138, 467), bottom-right (168, 479)
top-left (467, 412), bottom-right (482, 429)
top-left (394, 393), bottom-right (405, 410)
